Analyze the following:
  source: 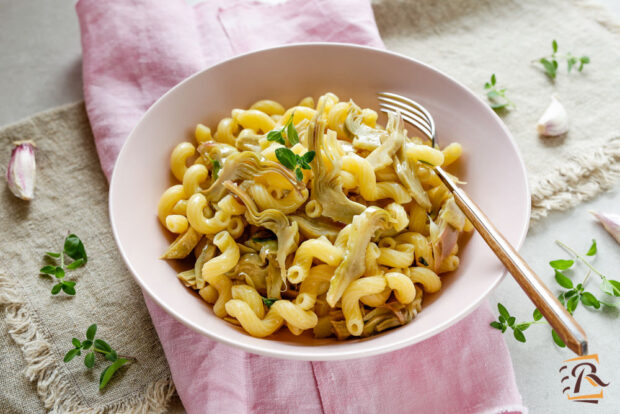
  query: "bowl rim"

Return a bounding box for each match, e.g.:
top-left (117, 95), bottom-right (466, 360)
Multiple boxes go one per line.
top-left (109, 42), bottom-right (531, 360)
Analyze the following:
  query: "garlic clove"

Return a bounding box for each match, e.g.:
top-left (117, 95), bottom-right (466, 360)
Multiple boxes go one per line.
top-left (6, 140), bottom-right (36, 200)
top-left (536, 96), bottom-right (568, 137)
top-left (590, 211), bottom-right (620, 245)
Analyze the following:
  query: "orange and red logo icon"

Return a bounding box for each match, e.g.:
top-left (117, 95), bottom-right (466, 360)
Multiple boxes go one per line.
top-left (560, 354), bottom-right (610, 404)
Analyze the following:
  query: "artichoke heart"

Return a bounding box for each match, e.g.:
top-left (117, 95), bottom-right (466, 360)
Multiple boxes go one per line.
top-left (201, 151), bottom-right (304, 203)
top-left (325, 206), bottom-right (391, 306)
top-left (308, 102), bottom-right (365, 223)
top-left (223, 181), bottom-right (298, 282)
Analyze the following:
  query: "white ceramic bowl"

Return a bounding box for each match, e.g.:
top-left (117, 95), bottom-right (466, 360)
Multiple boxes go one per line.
top-left (109, 43), bottom-right (530, 360)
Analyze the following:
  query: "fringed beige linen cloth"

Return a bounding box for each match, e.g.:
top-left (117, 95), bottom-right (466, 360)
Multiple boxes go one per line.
top-left (1, 0), bottom-right (619, 412)
top-left (0, 105), bottom-right (175, 413)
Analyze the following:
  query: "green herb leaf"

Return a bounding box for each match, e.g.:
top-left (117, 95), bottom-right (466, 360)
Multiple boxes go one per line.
top-left (564, 289), bottom-right (578, 298)
top-left (586, 239), bottom-right (597, 256)
top-left (51, 283), bottom-right (62, 295)
top-left (82, 340), bottom-right (93, 350)
top-left (67, 258), bottom-right (85, 270)
top-left (94, 339), bottom-right (112, 354)
top-left (539, 58), bottom-right (557, 79)
top-left (552, 330), bottom-right (566, 348)
top-left (486, 90), bottom-right (506, 108)
top-left (418, 257), bottom-right (429, 266)
top-left (84, 352), bottom-right (95, 368)
top-left (497, 303), bottom-right (510, 319)
top-left (86, 324), bottom-right (97, 341)
top-left (580, 292), bottom-right (600, 309)
top-left (557, 292), bottom-right (566, 306)
top-left (555, 270), bottom-right (573, 289)
top-left (552, 39), bottom-right (558, 53)
top-left (105, 349), bottom-right (118, 362)
top-left (533, 308), bottom-right (543, 321)
top-left (72, 338), bottom-right (82, 348)
top-left (54, 267), bottom-right (65, 279)
top-left (607, 280), bottom-right (620, 297)
top-left (251, 235), bottom-right (277, 243)
top-left (578, 56), bottom-right (590, 71)
top-left (64, 348), bottom-right (81, 363)
top-left (266, 130), bottom-right (285, 145)
top-left (302, 150), bottom-right (316, 164)
top-left (64, 234), bottom-right (87, 263)
top-left (567, 295), bottom-right (579, 314)
top-left (61, 283), bottom-right (76, 295)
top-left (567, 56), bottom-right (577, 73)
top-left (275, 147), bottom-right (297, 170)
top-left (507, 316), bottom-right (516, 327)
top-left (549, 259), bottom-right (574, 270)
top-left (297, 154), bottom-right (311, 170)
top-left (483, 74), bottom-right (513, 110)
top-left (516, 323), bottom-right (530, 331)
top-left (513, 328), bottom-right (526, 343)
top-left (286, 122), bottom-right (299, 146)
top-left (40, 265), bottom-right (56, 275)
top-left (498, 315), bottom-right (506, 324)
top-left (490, 321), bottom-right (503, 330)
top-left (99, 358), bottom-right (129, 390)
top-left (46, 252), bottom-right (61, 258)
top-left (105, 350), bottom-right (118, 362)
top-left (211, 159), bottom-right (221, 180)
top-left (262, 297), bottom-right (277, 307)
top-left (295, 167), bottom-right (304, 182)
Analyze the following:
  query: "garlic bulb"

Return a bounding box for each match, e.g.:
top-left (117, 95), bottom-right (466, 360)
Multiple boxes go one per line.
top-left (6, 140), bottom-right (36, 200)
top-left (536, 96), bottom-right (568, 137)
top-left (590, 211), bottom-right (620, 245)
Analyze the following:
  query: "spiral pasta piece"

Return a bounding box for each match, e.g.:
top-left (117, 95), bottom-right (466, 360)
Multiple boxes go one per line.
top-left (342, 154), bottom-right (412, 203)
top-left (287, 236), bottom-right (343, 283)
top-left (201, 231), bottom-right (240, 316)
top-left (187, 193), bottom-right (230, 234)
top-left (407, 267), bottom-right (441, 293)
top-left (170, 142), bottom-right (195, 181)
top-left (342, 276), bottom-right (386, 336)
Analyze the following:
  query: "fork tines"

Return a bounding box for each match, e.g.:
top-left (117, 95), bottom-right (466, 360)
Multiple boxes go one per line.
top-left (377, 92), bottom-right (435, 144)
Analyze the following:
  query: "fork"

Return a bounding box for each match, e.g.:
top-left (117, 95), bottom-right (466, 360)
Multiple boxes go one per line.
top-left (378, 92), bottom-right (588, 356)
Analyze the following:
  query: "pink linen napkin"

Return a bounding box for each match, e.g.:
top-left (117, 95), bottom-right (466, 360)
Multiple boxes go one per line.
top-left (76, 0), bottom-right (525, 412)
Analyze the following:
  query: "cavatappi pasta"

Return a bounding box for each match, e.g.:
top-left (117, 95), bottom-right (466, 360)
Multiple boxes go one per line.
top-left (159, 93), bottom-right (472, 339)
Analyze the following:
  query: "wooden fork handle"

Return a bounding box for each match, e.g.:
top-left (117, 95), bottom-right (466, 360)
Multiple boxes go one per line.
top-left (435, 167), bottom-right (588, 355)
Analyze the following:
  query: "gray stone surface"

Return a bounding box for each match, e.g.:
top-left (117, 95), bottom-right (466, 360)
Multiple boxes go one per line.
top-left (1, 0), bottom-right (619, 413)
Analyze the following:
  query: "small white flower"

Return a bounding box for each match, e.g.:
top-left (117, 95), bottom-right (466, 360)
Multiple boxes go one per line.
top-left (537, 96), bottom-right (568, 137)
top-left (6, 140), bottom-right (36, 200)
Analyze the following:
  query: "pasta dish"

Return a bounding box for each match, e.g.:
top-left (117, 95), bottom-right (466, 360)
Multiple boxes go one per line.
top-left (157, 93), bottom-right (470, 339)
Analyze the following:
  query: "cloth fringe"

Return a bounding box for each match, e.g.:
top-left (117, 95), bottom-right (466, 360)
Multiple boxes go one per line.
top-left (0, 274), bottom-right (176, 414)
top-left (530, 136), bottom-right (620, 221)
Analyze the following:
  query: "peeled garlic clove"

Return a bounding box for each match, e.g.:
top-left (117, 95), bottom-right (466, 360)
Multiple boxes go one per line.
top-left (590, 211), bottom-right (620, 244)
top-left (6, 140), bottom-right (36, 200)
top-left (536, 96), bottom-right (568, 137)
